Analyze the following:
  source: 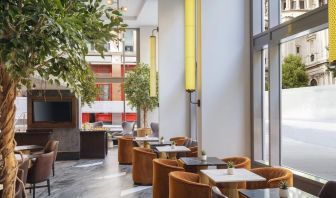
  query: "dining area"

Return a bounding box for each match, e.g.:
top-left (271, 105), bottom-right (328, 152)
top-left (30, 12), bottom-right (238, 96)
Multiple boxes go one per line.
top-left (1, 140), bottom-right (60, 198)
top-left (114, 121), bottom-right (336, 198)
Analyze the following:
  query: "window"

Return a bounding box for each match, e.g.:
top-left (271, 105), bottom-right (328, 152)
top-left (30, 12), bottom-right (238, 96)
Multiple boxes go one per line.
top-left (282, 0), bottom-right (287, 10)
top-left (299, 0), bottom-right (305, 9)
top-left (296, 46), bottom-right (300, 54)
top-left (97, 84), bottom-right (111, 101)
top-left (263, 47), bottom-right (270, 164)
top-left (291, 0), bottom-right (296, 10)
top-left (280, 29), bottom-right (335, 180)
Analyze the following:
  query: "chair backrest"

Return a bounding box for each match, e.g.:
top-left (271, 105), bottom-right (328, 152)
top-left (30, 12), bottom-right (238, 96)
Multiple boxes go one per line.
top-left (319, 181), bottom-right (336, 198)
top-left (118, 137), bottom-right (134, 164)
top-left (15, 169), bottom-right (24, 198)
top-left (18, 159), bottom-right (29, 184)
top-left (150, 122), bottom-right (159, 137)
top-left (153, 159), bottom-right (184, 198)
top-left (223, 156), bottom-right (251, 169)
top-left (170, 137), bottom-right (187, 146)
top-left (211, 186), bottom-right (228, 198)
top-left (169, 171), bottom-right (211, 198)
top-left (44, 140), bottom-right (59, 161)
top-left (247, 167), bottom-right (293, 189)
top-left (122, 122), bottom-right (135, 133)
top-left (28, 151), bottom-right (54, 183)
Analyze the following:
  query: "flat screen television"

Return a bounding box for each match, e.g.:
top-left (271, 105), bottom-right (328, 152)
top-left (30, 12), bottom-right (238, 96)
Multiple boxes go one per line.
top-left (33, 101), bottom-right (72, 122)
top-left (28, 96), bottom-right (77, 128)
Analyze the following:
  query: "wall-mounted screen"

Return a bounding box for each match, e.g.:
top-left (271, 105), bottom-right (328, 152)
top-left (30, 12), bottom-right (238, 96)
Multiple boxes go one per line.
top-left (33, 101), bottom-right (72, 122)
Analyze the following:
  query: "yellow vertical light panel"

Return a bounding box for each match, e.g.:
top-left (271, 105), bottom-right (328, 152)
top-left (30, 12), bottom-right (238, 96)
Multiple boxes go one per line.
top-left (329, 0), bottom-right (336, 65)
top-left (185, 0), bottom-right (196, 92)
top-left (150, 36), bottom-right (157, 97)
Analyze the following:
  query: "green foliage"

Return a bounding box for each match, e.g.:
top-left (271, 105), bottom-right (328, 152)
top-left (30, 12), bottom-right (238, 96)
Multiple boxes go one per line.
top-left (0, 0), bottom-right (127, 104)
top-left (124, 63), bottom-right (159, 113)
top-left (279, 180), bottom-right (288, 189)
top-left (282, 54), bottom-right (309, 89)
top-left (227, 161), bottom-right (235, 168)
top-left (201, 150), bottom-right (206, 156)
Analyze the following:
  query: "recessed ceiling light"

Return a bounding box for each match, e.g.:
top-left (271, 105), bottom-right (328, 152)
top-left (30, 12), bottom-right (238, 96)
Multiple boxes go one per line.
top-left (107, 0), bottom-right (113, 5)
top-left (121, 6), bottom-right (128, 11)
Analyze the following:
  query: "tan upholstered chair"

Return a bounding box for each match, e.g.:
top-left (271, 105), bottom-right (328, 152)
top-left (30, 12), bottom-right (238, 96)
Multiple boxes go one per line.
top-left (169, 171), bottom-right (211, 198)
top-left (132, 147), bottom-right (157, 185)
top-left (220, 156), bottom-right (251, 189)
top-left (246, 167), bottom-right (293, 189)
top-left (211, 186), bottom-right (228, 198)
top-left (118, 136), bottom-right (134, 164)
top-left (222, 156), bottom-right (251, 169)
top-left (170, 137), bottom-right (187, 146)
top-left (153, 159), bottom-right (184, 198)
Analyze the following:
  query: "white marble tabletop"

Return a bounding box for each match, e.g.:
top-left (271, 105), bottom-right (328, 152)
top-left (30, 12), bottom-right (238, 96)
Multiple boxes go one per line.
top-left (201, 168), bottom-right (266, 184)
top-left (134, 137), bottom-right (159, 142)
top-left (156, 146), bottom-right (191, 153)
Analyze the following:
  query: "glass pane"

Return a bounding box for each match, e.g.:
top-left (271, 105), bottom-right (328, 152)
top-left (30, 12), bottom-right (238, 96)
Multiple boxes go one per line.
top-left (263, 0), bottom-right (269, 31)
top-left (280, 28), bottom-right (336, 180)
top-left (263, 47), bottom-right (270, 164)
top-left (280, 0), bottom-right (327, 23)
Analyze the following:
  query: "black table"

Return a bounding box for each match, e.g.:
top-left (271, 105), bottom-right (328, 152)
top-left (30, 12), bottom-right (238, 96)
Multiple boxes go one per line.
top-left (239, 187), bottom-right (317, 198)
top-left (148, 142), bottom-right (171, 148)
top-left (179, 157), bottom-right (226, 173)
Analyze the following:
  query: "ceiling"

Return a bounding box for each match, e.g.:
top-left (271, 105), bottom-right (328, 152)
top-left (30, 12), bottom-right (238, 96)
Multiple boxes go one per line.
top-left (103, 0), bottom-right (158, 28)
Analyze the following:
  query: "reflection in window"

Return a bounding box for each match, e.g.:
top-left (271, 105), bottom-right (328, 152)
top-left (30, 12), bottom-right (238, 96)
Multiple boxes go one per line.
top-left (263, 47), bottom-right (269, 164)
top-left (281, 29), bottom-right (336, 180)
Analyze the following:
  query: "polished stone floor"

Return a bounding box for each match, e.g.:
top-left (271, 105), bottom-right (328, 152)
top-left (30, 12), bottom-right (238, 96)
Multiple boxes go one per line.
top-left (27, 147), bottom-right (152, 198)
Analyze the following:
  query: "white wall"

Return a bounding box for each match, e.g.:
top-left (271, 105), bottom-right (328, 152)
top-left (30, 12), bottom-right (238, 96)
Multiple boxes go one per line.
top-left (139, 26), bottom-right (159, 125)
top-left (200, 0), bottom-right (251, 158)
top-left (158, 0), bottom-right (189, 139)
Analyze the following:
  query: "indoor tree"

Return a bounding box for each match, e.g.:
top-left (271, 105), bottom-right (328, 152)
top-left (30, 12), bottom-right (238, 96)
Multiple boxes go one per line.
top-left (0, 0), bottom-right (126, 197)
top-left (124, 63), bottom-right (158, 129)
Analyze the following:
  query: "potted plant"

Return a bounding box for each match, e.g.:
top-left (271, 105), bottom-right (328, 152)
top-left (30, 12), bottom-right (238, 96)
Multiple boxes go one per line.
top-left (201, 150), bottom-right (207, 161)
top-left (279, 181), bottom-right (289, 197)
top-left (124, 63), bottom-right (159, 137)
top-left (160, 136), bottom-right (165, 144)
top-left (171, 141), bottom-right (176, 149)
top-left (0, 1), bottom-right (126, 196)
top-left (227, 161), bottom-right (235, 175)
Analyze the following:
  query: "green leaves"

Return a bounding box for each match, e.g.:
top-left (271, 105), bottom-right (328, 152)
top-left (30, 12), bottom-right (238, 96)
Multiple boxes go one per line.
top-left (0, 0), bottom-right (127, 104)
top-left (124, 63), bottom-right (159, 112)
top-left (282, 54), bottom-right (309, 89)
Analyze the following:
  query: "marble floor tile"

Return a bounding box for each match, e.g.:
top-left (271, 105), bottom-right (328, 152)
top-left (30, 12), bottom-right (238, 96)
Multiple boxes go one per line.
top-left (26, 147), bottom-right (153, 198)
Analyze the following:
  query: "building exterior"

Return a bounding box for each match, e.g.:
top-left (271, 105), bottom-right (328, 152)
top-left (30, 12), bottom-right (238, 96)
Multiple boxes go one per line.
top-left (81, 29), bottom-right (138, 126)
top-left (264, 0), bottom-right (332, 86)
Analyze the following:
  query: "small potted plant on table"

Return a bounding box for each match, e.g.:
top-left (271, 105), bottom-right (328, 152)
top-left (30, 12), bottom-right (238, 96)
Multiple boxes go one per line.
top-left (279, 180), bottom-right (289, 197)
top-left (201, 150), bottom-right (207, 161)
top-left (227, 161), bottom-right (235, 175)
top-left (171, 141), bottom-right (176, 149)
top-left (160, 136), bottom-right (165, 144)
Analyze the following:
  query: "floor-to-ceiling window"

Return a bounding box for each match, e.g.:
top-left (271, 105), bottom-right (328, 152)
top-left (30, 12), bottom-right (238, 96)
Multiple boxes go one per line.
top-left (253, 0), bottom-right (333, 181)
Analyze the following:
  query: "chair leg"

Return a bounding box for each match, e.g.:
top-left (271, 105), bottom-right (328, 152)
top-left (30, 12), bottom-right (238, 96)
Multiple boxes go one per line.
top-left (33, 184), bottom-right (35, 198)
top-left (47, 179), bottom-right (51, 196)
top-left (52, 163), bottom-right (55, 176)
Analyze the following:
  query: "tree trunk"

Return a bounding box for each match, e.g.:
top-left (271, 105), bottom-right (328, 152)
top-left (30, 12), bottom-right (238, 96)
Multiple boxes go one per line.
top-left (143, 109), bottom-right (148, 128)
top-left (0, 70), bottom-right (18, 198)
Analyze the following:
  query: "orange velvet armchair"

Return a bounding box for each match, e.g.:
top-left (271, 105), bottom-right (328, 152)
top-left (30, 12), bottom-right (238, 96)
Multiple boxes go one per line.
top-left (132, 147), bottom-right (157, 185)
top-left (169, 171), bottom-right (211, 198)
top-left (222, 156), bottom-right (251, 169)
top-left (246, 167), bottom-right (293, 189)
top-left (170, 137), bottom-right (187, 146)
top-left (118, 136), bottom-right (134, 165)
top-left (220, 157), bottom-right (251, 189)
top-left (153, 159), bottom-right (185, 198)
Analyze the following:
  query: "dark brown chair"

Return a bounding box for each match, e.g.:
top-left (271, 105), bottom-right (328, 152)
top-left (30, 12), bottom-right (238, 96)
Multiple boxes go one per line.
top-left (169, 171), bottom-right (211, 198)
top-left (319, 181), bottom-right (336, 198)
top-left (27, 151), bottom-right (54, 198)
top-left (170, 137), bottom-right (187, 146)
top-left (153, 159), bottom-right (184, 198)
top-left (246, 167), bottom-right (293, 189)
top-left (15, 169), bottom-right (25, 198)
top-left (44, 140), bottom-right (59, 176)
top-left (17, 159), bottom-right (29, 198)
top-left (132, 147), bottom-right (157, 185)
top-left (211, 186), bottom-right (228, 198)
top-left (118, 136), bottom-right (135, 164)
